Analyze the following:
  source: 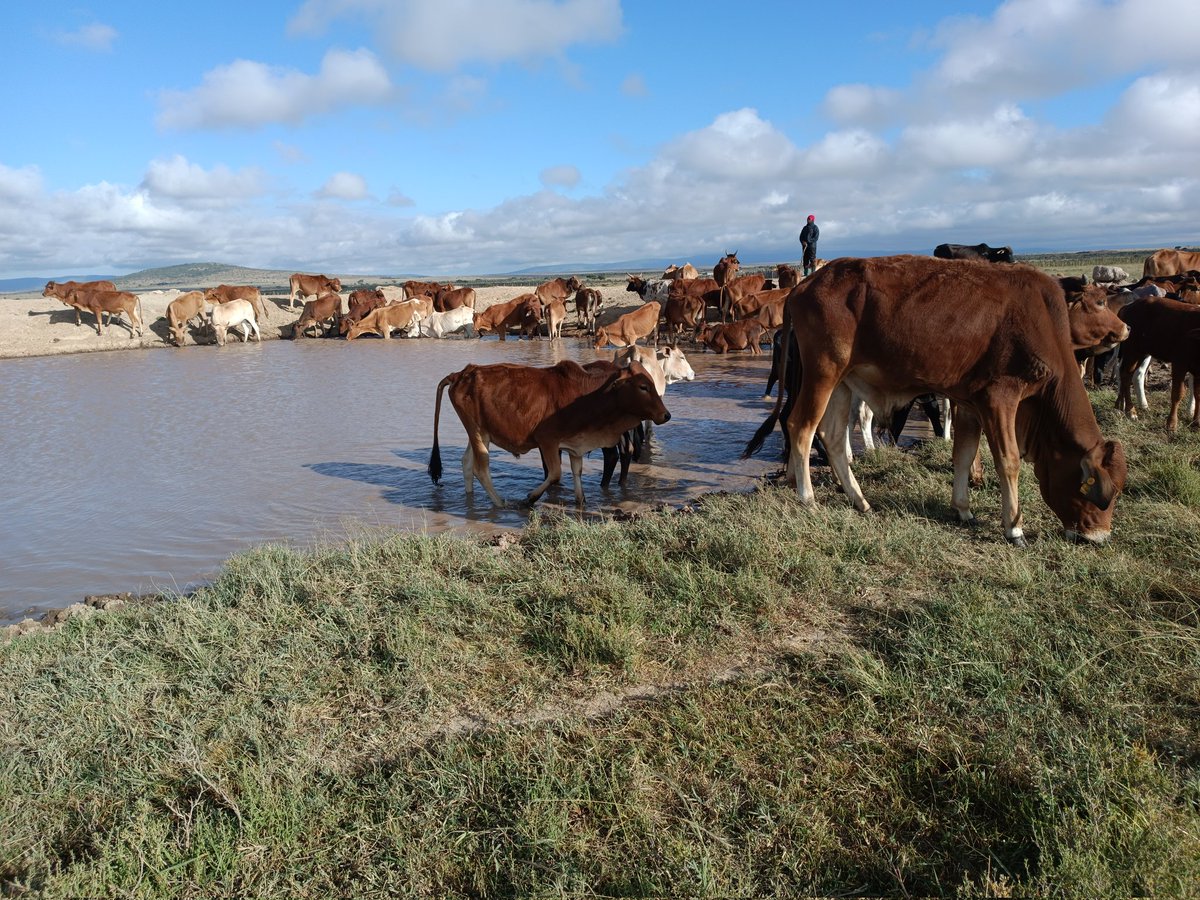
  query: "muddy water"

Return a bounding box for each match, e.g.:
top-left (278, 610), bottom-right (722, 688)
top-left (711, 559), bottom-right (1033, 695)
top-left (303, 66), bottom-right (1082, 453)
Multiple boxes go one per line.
top-left (0, 337), bottom-right (790, 622)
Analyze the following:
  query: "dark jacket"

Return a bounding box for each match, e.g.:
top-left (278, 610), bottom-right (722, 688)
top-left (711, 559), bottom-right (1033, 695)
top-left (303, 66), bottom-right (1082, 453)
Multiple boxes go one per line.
top-left (799, 222), bottom-right (819, 247)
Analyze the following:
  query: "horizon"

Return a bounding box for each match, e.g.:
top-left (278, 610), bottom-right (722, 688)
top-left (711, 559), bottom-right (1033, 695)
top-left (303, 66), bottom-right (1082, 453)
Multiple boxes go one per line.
top-left (3, 1), bottom-right (1199, 279)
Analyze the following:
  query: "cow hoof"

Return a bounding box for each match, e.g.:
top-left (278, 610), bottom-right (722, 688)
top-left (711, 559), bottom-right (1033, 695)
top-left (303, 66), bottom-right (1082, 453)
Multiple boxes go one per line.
top-left (1007, 534), bottom-right (1028, 548)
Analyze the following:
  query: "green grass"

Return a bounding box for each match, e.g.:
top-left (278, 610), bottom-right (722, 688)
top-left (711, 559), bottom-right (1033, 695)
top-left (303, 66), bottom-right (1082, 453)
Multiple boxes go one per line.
top-left (2, 393), bottom-right (1198, 898)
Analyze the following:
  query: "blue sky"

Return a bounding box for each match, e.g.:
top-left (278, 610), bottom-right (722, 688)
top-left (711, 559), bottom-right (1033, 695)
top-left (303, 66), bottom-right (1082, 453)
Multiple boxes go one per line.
top-left (1, 0), bottom-right (1197, 278)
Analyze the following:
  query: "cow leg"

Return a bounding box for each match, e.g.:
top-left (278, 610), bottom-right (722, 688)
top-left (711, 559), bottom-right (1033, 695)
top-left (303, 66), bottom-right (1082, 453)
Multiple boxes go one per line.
top-left (977, 405), bottom-right (1025, 544)
top-left (822, 384), bottom-right (868, 511)
top-left (854, 396), bottom-right (875, 452)
top-left (468, 439), bottom-right (509, 508)
top-left (785, 362), bottom-right (841, 505)
top-left (1167, 366), bottom-right (1187, 433)
top-left (950, 406), bottom-right (982, 524)
top-left (93, 309), bottom-right (104, 335)
top-left (937, 397), bottom-right (952, 440)
top-left (249, 319), bottom-right (261, 342)
top-left (1190, 373), bottom-right (1200, 429)
top-left (600, 446), bottom-right (619, 488)
top-left (526, 443), bottom-right (564, 505)
top-left (460, 446), bottom-right (475, 499)
top-left (568, 452), bottom-right (587, 507)
top-left (1134, 356), bottom-right (1152, 411)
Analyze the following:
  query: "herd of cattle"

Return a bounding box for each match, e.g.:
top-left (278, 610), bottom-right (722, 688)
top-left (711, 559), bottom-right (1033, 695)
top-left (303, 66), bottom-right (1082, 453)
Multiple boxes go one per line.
top-left (38, 244), bottom-right (1200, 543)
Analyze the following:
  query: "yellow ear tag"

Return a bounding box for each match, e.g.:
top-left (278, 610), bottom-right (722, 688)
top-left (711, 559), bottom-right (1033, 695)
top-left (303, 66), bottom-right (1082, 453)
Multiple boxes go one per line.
top-left (1079, 475), bottom-right (1096, 495)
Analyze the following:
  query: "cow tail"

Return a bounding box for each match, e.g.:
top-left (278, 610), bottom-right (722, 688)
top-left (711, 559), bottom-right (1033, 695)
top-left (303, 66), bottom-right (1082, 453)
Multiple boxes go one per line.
top-left (742, 300), bottom-right (792, 459)
top-left (428, 372), bottom-right (456, 483)
top-left (137, 294), bottom-right (144, 333)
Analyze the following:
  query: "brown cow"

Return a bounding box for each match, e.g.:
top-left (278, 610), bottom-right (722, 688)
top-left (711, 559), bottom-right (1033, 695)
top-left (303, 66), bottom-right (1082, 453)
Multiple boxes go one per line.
top-left (1142, 248), bottom-right (1200, 277)
top-left (428, 360), bottom-right (670, 508)
top-left (713, 252), bottom-right (740, 321)
top-left (573, 287), bottom-right (604, 333)
top-left (205, 285), bottom-right (269, 323)
top-left (594, 301), bottom-right (661, 349)
top-left (344, 302), bottom-right (423, 340)
top-left (473, 294), bottom-right (542, 341)
top-left (731, 286), bottom-right (790, 321)
top-left (43, 280), bottom-right (118, 327)
top-left (1064, 283), bottom-right (1129, 356)
top-left (1117, 296), bottom-right (1200, 431)
top-left (544, 297), bottom-right (567, 340)
top-left (289, 273), bottom-right (341, 309)
top-left (667, 277), bottom-right (721, 324)
top-left (776, 264), bottom-right (800, 290)
top-left (63, 288), bottom-right (144, 337)
top-left (662, 263), bottom-right (699, 281)
top-left (165, 291), bottom-right (207, 346)
top-left (434, 286), bottom-right (477, 312)
top-left (696, 320), bottom-right (765, 354)
top-left (293, 291), bottom-right (343, 339)
top-left (534, 276), bottom-right (582, 309)
top-left (722, 273), bottom-right (768, 321)
top-left (403, 280), bottom-right (452, 300)
top-left (661, 292), bottom-right (704, 339)
top-left (338, 289), bottom-right (391, 335)
top-left (749, 255), bottom-right (1126, 545)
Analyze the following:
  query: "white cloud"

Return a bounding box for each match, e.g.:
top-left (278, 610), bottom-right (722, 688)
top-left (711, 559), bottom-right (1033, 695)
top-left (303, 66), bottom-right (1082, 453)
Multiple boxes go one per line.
top-left (0, 163), bottom-right (43, 202)
top-left (157, 48), bottom-right (392, 130)
top-left (666, 108), bottom-right (799, 181)
top-left (823, 84), bottom-right (903, 128)
top-left (387, 189), bottom-right (415, 207)
top-left (52, 23), bottom-right (118, 51)
top-left (540, 165), bottom-right (581, 188)
top-left (900, 103), bottom-right (1036, 168)
top-left (141, 156), bottom-right (268, 204)
top-left (317, 172), bottom-right (371, 200)
top-left (288, 0), bottom-right (623, 71)
top-left (1109, 73), bottom-right (1200, 147)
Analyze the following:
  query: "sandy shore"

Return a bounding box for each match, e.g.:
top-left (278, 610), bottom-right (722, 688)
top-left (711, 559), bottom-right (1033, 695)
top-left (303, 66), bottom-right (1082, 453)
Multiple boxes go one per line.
top-left (0, 280), bottom-right (644, 360)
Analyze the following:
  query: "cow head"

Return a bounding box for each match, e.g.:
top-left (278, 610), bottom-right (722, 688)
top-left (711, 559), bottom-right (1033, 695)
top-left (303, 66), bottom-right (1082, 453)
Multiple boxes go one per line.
top-left (1034, 439), bottom-right (1126, 543)
top-left (612, 362), bottom-right (672, 426)
top-left (565, 275), bottom-right (583, 293)
top-left (593, 326), bottom-right (611, 350)
top-left (988, 246), bottom-right (1015, 263)
top-left (626, 275), bottom-right (646, 296)
top-left (1067, 285), bottom-right (1130, 352)
top-left (658, 345), bottom-right (695, 384)
top-left (328, 277), bottom-right (343, 293)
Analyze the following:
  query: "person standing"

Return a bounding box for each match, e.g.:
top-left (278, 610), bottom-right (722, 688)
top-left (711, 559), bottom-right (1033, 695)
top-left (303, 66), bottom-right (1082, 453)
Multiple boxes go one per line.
top-left (799, 214), bottom-right (820, 276)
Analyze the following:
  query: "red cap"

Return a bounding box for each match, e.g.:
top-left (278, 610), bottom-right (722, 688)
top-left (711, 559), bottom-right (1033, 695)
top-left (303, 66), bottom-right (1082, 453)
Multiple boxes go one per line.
top-left (807, 215), bottom-right (815, 221)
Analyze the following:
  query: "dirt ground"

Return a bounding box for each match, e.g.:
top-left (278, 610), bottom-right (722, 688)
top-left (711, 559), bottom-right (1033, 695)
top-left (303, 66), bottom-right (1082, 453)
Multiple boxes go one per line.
top-left (0, 281), bottom-right (647, 360)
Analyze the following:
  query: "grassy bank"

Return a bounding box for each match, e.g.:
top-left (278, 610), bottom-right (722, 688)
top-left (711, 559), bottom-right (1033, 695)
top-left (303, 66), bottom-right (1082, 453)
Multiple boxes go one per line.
top-left (2, 391), bottom-right (1198, 897)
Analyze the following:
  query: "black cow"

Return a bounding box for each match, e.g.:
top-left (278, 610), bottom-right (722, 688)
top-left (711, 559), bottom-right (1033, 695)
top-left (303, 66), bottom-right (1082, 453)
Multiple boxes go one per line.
top-left (933, 242), bottom-right (1015, 263)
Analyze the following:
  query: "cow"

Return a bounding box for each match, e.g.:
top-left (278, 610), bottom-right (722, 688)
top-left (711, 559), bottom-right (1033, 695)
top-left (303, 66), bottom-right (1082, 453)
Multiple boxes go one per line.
top-left (534, 276), bottom-right (583, 310)
top-left (42, 280), bottom-right (118, 326)
top-left (209, 298), bottom-right (260, 345)
top-left (661, 291), bottom-right (705, 339)
top-left (713, 252), bottom-right (740, 321)
top-left (434, 286), bottom-right (476, 312)
top-left (1063, 283), bottom-right (1130, 359)
top-left (544, 297), bottom-right (567, 340)
top-left (1117, 296), bottom-right (1200, 431)
top-left (338, 289), bottom-right (389, 335)
top-left (417, 306), bottom-right (475, 339)
top-left (662, 263), bottom-right (699, 281)
top-left (473, 294), bottom-right (542, 341)
top-left (289, 273), bottom-right (341, 309)
top-left (344, 302), bottom-right (422, 341)
top-left (776, 264), bottom-right (800, 289)
top-left (667, 277), bottom-right (721, 324)
top-left (1092, 265), bottom-right (1130, 285)
top-left (933, 243), bottom-right (1015, 263)
top-left (62, 288), bottom-right (144, 337)
top-left (403, 280), bottom-right (452, 300)
top-left (696, 320), bottom-right (765, 354)
top-left (293, 291), bottom-right (343, 339)
top-left (731, 287), bottom-right (790, 323)
top-left (574, 287), bottom-right (604, 333)
top-left (594, 301), bottom-right (661, 349)
top-left (626, 275), bottom-right (672, 303)
top-left (722, 273), bottom-right (768, 321)
top-left (165, 291), bottom-right (207, 346)
top-left (746, 255), bottom-right (1126, 545)
top-left (1143, 248), bottom-right (1200, 277)
top-left (428, 360), bottom-right (671, 508)
top-left (204, 285), bottom-right (270, 323)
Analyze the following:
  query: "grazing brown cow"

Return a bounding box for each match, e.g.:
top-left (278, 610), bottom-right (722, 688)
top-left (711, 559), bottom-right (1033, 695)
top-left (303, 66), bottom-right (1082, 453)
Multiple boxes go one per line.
top-left (293, 291), bottom-right (343, 339)
top-left (165, 291), bottom-right (207, 346)
top-left (662, 292), bottom-right (704, 339)
top-left (338, 288), bottom-right (389, 335)
top-left (434, 286), bottom-right (477, 312)
top-left (289, 273), bottom-right (341, 309)
top-left (748, 255), bottom-right (1126, 545)
top-left (63, 288), bottom-right (144, 337)
top-left (1117, 296), bottom-right (1200, 431)
top-left (43, 280), bottom-right (119, 327)
top-left (662, 263), bottom-right (699, 281)
top-left (428, 360), bottom-right (670, 508)
top-left (204, 285), bottom-right (269, 323)
top-left (473, 294), bottom-right (542, 341)
top-left (533, 276), bottom-right (583, 309)
top-left (1142, 248), bottom-right (1200, 277)
top-left (776, 264), bottom-right (800, 290)
top-left (344, 302), bottom-right (423, 341)
top-left (696, 320), bottom-right (765, 354)
top-left (594, 301), bottom-right (661, 349)
top-left (574, 287), bottom-right (604, 333)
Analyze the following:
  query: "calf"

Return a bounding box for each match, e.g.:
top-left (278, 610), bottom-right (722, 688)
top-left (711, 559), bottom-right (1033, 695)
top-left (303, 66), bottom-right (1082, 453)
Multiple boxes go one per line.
top-left (290, 273), bottom-right (341, 309)
top-left (933, 242), bottom-right (1015, 263)
top-left (63, 288), bottom-right (144, 337)
top-left (544, 297), bottom-right (567, 340)
top-left (293, 291), bottom-right (343, 339)
top-left (434, 286), bottom-right (477, 312)
top-left (418, 305), bottom-right (474, 338)
top-left (594, 301), bottom-right (661, 349)
top-left (43, 280), bottom-right (118, 326)
top-left (473, 294), bottom-right (542, 341)
top-left (209, 298), bottom-right (260, 345)
top-left (428, 360), bottom-right (671, 508)
top-left (574, 287), bottom-right (604, 333)
top-left (696, 320), bottom-right (765, 354)
top-left (721, 273), bottom-right (767, 321)
top-left (338, 289), bottom-right (388, 335)
top-left (165, 290), bottom-right (207, 346)
top-left (205, 285), bottom-right (269, 323)
top-left (344, 303), bottom-right (422, 340)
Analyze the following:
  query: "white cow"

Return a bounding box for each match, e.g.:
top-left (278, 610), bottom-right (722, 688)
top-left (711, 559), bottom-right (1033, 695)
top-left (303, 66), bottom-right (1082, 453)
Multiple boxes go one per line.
top-left (209, 298), bottom-right (260, 345)
top-left (416, 305), bottom-right (475, 338)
